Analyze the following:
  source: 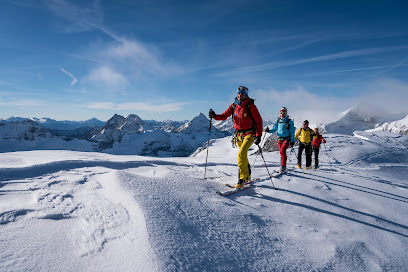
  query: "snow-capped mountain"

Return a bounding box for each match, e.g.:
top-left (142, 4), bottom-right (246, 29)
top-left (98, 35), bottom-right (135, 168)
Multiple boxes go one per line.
top-left (0, 119), bottom-right (52, 141)
top-left (368, 114), bottom-right (408, 135)
top-left (324, 103), bottom-right (406, 135)
top-left (213, 118), bottom-right (276, 134)
top-left (91, 114), bottom-right (145, 151)
top-left (103, 113), bottom-right (228, 156)
top-left (177, 113), bottom-right (226, 137)
top-left (2, 116), bottom-right (105, 130)
top-left (0, 119), bottom-right (93, 152)
top-left (0, 113), bottom-right (227, 156)
top-left (144, 119), bottom-right (188, 132)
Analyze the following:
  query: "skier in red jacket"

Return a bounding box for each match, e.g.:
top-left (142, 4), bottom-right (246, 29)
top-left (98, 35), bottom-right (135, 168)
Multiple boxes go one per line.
top-left (209, 86), bottom-right (263, 189)
top-left (311, 128), bottom-right (327, 169)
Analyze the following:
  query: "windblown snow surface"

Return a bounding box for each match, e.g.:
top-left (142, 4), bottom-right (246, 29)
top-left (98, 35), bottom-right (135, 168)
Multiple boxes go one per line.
top-left (0, 131), bottom-right (407, 271)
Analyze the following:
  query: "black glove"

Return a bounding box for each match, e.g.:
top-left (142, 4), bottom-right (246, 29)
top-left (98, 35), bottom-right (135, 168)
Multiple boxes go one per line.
top-left (290, 141), bottom-right (294, 147)
top-left (209, 109), bottom-right (216, 119)
top-left (265, 127), bottom-right (270, 133)
top-left (254, 136), bottom-right (261, 145)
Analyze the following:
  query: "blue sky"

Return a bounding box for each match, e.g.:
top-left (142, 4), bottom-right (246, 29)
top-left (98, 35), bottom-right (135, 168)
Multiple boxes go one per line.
top-left (1, 0), bottom-right (408, 123)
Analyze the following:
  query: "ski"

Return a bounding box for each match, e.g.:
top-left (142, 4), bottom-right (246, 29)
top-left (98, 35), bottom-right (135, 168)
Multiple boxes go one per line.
top-left (272, 169), bottom-right (290, 177)
top-left (224, 178), bottom-right (260, 188)
top-left (217, 178), bottom-right (260, 196)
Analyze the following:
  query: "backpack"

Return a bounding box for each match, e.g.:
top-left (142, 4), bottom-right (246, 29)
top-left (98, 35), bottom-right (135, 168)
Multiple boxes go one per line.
top-left (312, 134), bottom-right (322, 147)
top-left (277, 117), bottom-right (291, 130)
top-left (231, 99), bottom-right (257, 130)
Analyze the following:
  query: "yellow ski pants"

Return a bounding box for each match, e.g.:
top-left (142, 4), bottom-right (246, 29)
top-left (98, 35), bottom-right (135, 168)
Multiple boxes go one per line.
top-left (237, 133), bottom-right (254, 181)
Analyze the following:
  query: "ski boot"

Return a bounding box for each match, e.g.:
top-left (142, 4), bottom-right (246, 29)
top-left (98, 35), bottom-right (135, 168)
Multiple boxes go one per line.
top-left (280, 166), bottom-right (286, 173)
top-left (235, 179), bottom-right (245, 189)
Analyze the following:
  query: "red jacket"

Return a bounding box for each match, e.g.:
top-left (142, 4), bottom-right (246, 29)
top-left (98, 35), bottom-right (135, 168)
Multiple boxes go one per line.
top-left (311, 134), bottom-right (326, 147)
top-left (214, 99), bottom-right (263, 137)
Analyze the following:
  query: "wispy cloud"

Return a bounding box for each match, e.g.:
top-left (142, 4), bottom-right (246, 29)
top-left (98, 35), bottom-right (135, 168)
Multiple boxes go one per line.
top-left (0, 80), bottom-right (14, 86)
top-left (216, 46), bottom-right (408, 77)
top-left (329, 59), bottom-right (408, 87)
top-left (57, 66), bottom-right (78, 86)
top-left (43, 0), bottom-right (103, 33)
top-left (44, 0), bottom-right (183, 88)
top-left (365, 59), bottom-right (408, 79)
top-left (88, 101), bottom-right (189, 113)
top-left (298, 65), bottom-right (396, 77)
top-left (10, 99), bottom-right (47, 108)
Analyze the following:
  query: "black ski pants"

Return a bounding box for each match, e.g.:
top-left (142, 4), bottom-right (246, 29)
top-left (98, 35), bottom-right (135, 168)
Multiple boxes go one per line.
top-left (298, 142), bottom-right (312, 167)
top-left (313, 146), bottom-right (320, 168)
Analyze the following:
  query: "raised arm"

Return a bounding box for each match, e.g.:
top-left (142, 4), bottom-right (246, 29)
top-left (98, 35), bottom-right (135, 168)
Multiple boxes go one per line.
top-left (213, 104), bottom-right (234, 121)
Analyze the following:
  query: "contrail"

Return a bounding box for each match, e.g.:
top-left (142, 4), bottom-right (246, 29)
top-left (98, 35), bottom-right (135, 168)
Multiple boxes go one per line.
top-left (58, 66), bottom-right (78, 86)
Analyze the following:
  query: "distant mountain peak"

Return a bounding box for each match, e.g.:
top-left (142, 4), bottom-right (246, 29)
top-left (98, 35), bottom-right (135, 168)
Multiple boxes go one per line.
top-left (325, 103), bottom-right (407, 135)
top-left (106, 114), bottom-right (126, 127)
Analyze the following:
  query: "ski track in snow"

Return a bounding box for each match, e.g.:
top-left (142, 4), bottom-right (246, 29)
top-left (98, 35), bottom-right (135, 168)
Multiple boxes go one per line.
top-left (0, 131), bottom-right (408, 271)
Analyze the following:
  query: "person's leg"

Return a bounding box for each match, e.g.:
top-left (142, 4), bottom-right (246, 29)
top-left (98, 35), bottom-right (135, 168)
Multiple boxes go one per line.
top-left (305, 144), bottom-right (312, 168)
top-left (314, 147), bottom-right (320, 169)
top-left (277, 140), bottom-right (284, 166)
top-left (280, 140), bottom-right (290, 170)
top-left (298, 143), bottom-right (305, 167)
top-left (237, 134), bottom-right (254, 182)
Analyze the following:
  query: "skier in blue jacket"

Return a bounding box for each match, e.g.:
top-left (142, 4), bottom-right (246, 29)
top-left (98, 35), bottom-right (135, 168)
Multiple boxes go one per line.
top-left (265, 107), bottom-right (295, 173)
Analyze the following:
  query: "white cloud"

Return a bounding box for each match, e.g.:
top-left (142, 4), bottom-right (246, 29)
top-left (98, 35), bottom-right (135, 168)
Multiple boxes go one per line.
top-left (360, 77), bottom-right (408, 113)
top-left (87, 66), bottom-right (128, 88)
top-left (252, 86), bottom-right (353, 126)
top-left (88, 101), bottom-right (189, 113)
top-left (104, 40), bottom-right (170, 76)
top-left (57, 66), bottom-right (78, 86)
top-left (252, 77), bottom-right (408, 127)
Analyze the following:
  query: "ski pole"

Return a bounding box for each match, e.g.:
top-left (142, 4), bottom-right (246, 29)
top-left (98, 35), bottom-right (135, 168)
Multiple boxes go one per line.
top-left (323, 142), bottom-right (334, 171)
top-left (257, 144), bottom-right (278, 190)
top-left (289, 145), bottom-right (294, 169)
top-left (204, 115), bottom-right (212, 179)
top-left (252, 132), bottom-right (267, 168)
top-left (291, 146), bottom-right (305, 174)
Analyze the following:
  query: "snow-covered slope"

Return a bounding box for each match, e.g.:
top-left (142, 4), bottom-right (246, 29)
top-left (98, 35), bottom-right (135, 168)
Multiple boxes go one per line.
top-left (368, 114), bottom-right (408, 135)
top-left (1, 131), bottom-right (407, 271)
top-left (324, 103), bottom-right (406, 135)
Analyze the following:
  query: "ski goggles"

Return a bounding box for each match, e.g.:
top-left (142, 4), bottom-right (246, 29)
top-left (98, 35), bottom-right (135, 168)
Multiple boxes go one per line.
top-left (237, 86), bottom-right (248, 94)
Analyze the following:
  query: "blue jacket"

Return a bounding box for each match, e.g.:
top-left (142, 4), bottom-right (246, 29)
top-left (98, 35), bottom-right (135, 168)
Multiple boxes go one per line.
top-left (268, 115), bottom-right (295, 142)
